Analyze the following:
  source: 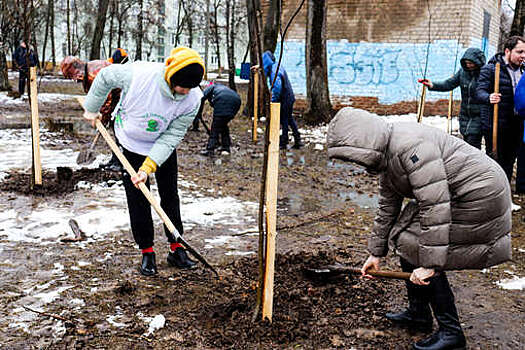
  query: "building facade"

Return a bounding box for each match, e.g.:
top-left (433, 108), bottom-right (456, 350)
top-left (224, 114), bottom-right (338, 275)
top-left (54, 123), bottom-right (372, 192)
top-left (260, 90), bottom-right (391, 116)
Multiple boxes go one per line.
top-left (269, 0), bottom-right (500, 103)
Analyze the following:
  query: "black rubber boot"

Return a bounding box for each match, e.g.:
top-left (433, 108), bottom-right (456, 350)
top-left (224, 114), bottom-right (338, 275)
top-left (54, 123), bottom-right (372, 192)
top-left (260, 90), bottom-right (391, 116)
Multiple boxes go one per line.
top-left (167, 247), bottom-right (197, 269)
top-left (279, 134), bottom-right (288, 150)
top-left (387, 259), bottom-right (433, 331)
top-left (291, 133), bottom-right (304, 149)
top-left (140, 252), bottom-right (157, 276)
top-left (413, 273), bottom-right (466, 350)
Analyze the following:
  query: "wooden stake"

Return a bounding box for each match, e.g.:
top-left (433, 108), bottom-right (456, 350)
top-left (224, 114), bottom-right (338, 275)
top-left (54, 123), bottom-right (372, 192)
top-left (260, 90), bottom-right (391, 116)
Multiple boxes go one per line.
top-left (417, 85), bottom-right (427, 123)
top-left (262, 102), bottom-right (280, 322)
top-left (492, 62), bottom-right (500, 159)
top-left (447, 90), bottom-right (453, 134)
top-left (30, 66), bottom-right (42, 186)
top-left (253, 70), bottom-right (259, 143)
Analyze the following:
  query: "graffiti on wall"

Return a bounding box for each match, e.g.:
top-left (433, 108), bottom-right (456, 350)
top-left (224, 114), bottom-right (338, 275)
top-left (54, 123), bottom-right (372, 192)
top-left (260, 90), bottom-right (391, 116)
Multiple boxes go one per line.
top-left (328, 47), bottom-right (401, 86)
top-left (274, 40), bottom-right (496, 104)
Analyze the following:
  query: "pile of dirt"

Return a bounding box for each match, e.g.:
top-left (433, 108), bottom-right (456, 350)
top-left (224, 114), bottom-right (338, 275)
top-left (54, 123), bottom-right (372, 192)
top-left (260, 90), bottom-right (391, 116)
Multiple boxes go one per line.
top-left (57, 249), bottom-right (422, 349)
top-left (0, 167), bottom-right (121, 196)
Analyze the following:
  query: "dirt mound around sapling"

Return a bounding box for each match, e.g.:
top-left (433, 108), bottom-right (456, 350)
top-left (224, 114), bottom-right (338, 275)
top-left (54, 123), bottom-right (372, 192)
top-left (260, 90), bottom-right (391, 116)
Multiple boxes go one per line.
top-left (0, 167), bottom-right (121, 196)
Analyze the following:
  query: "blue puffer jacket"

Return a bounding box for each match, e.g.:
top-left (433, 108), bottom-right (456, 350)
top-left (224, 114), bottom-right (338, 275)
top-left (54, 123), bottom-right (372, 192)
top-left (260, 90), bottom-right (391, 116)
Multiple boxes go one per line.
top-left (202, 83), bottom-right (241, 117)
top-left (262, 51), bottom-right (295, 106)
top-left (476, 52), bottom-right (523, 132)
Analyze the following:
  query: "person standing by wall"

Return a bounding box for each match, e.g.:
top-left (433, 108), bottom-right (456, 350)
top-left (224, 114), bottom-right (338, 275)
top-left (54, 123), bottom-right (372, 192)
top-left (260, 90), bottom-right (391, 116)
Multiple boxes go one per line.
top-left (476, 35), bottom-right (525, 211)
top-left (13, 41), bottom-right (37, 97)
top-left (418, 48), bottom-right (486, 149)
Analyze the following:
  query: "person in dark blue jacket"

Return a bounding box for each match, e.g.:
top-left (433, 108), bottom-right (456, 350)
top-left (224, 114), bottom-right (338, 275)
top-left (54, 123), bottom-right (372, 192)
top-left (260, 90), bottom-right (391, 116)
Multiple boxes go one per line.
top-left (476, 35), bottom-right (525, 211)
top-left (262, 51), bottom-right (303, 150)
top-left (13, 41), bottom-right (37, 97)
top-left (198, 82), bottom-right (241, 156)
top-left (418, 48), bottom-right (486, 149)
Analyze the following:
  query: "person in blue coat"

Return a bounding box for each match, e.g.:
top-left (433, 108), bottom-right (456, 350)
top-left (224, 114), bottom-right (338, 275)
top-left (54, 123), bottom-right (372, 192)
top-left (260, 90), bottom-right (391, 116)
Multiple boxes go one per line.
top-left (13, 41), bottom-right (37, 97)
top-left (262, 51), bottom-right (303, 150)
top-left (199, 82), bottom-right (241, 156)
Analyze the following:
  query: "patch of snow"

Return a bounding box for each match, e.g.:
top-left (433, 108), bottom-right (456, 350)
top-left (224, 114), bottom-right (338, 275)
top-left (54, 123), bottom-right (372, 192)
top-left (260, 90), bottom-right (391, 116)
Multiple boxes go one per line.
top-left (496, 277), bottom-right (525, 290)
top-left (69, 298), bottom-right (85, 307)
top-left (8, 321), bottom-right (30, 333)
top-left (33, 286), bottom-right (73, 304)
top-left (314, 143), bottom-right (324, 151)
top-left (77, 261), bottom-right (91, 267)
top-left (144, 314), bottom-right (166, 336)
top-left (518, 248), bottom-right (525, 253)
top-left (225, 251), bottom-right (255, 256)
top-left (51, 320), bottom-right (66, 338)
top-left (107, 314), bottom-right (128, 328)
top-left (0, 91), bottom-right (82, 106)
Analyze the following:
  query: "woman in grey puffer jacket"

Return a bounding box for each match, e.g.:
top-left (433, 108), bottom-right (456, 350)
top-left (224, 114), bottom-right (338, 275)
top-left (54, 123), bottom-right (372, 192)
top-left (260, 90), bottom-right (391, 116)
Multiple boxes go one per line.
top-left (327, 108), bottom-right (512, 350)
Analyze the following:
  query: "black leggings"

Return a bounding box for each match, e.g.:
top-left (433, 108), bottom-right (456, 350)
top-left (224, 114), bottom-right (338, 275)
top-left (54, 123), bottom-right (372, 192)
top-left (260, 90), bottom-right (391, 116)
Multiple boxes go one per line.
top-left (121, 147), bottom-right (183, 249)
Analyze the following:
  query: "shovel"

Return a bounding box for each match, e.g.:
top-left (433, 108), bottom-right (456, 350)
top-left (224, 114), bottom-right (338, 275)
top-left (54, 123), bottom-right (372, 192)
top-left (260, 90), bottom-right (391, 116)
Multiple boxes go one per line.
top-left (77, 97), bottom-right (219, 277)
top-left (304, 263), bottom-right (410, 281)
top-left (76, 132), bottom-right (100, 165)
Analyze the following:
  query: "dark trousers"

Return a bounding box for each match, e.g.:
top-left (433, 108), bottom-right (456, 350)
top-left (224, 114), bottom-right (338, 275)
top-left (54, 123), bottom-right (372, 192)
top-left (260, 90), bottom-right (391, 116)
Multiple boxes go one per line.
top-left (484, 121), bottom-right (523, 182)
top-left (516, 141), bottom-right (525, 194)
top-left (121, 147), bottom-right (183, 249)
top-left (462, 133), bottom-right (482, 150)
top-left (279, 101), bottom-right (300, 147)
top-left (18, 69), bottom-right (28, 95)
top-left (207, 115), bottom-right (233, 151)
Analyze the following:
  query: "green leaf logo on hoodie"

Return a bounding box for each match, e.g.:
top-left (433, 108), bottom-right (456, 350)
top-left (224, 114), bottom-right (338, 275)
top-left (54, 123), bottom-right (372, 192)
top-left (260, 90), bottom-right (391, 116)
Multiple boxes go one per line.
top-left (146, 119), bottom-right (159, 132)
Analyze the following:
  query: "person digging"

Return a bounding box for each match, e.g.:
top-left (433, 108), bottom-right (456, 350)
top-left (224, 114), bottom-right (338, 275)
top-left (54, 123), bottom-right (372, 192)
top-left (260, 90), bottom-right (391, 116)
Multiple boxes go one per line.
top-left (198, 81), bottom-right (241, 156)
top-left (82, 47), bottom-right (205, 276)
top-left (327, 108), bottom-right (512, 350)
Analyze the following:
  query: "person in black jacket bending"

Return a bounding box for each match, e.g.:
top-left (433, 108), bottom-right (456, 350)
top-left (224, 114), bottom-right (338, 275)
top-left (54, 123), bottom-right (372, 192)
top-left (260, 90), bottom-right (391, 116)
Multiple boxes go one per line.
top-left (13, 41), bottom-right (37, 97)
top-left (476, 36), bottom-right (525, 206)
top-left (199, 82), bottom-right (241, 156)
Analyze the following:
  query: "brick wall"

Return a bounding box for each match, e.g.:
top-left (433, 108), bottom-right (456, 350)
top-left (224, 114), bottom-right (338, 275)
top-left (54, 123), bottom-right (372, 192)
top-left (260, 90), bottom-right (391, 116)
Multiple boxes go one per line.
top-left (261, 0), bottom-right (500, 108)
top-left (274, 0), bottom-right (499, 48)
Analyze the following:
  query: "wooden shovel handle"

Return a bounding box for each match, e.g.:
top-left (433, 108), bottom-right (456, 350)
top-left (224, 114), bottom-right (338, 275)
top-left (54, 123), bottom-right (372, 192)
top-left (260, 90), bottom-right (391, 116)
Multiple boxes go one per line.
top-left (492, 62), bottom-right (500, 159)
top-left (327, 265), bottom-right (411, 280)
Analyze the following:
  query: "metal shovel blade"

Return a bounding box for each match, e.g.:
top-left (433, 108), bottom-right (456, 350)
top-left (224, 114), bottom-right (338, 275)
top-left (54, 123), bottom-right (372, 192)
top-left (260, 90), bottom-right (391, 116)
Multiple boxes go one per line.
top-left (76, 133), bottom-right (100, 165)
top-left (178, 236), bottom-right (219, 277)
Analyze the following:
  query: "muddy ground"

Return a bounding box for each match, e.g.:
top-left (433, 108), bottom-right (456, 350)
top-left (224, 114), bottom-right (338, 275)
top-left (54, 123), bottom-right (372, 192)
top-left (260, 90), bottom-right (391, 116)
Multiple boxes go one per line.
top-left (0, 76), bottom-right (524, 349)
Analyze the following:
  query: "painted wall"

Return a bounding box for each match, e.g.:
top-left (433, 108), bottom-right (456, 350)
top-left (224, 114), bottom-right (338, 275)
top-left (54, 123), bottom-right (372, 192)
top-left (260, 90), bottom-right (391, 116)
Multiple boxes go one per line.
top-left (274, 39), bottom-right (497, 104)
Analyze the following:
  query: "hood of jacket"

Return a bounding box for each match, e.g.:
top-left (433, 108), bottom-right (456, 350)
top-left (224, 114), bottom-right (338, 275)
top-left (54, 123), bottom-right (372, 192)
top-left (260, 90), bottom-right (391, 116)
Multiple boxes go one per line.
top-left (326, 108), bottom-right (391, 172)
top-left (460, 48), bottom-right (486, 70)
top-left (262, 51), bottom-right (275, 77)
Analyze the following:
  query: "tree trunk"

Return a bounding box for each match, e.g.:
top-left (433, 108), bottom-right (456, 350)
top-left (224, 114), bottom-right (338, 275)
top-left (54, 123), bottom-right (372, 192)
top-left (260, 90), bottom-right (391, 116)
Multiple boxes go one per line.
top-left (90, 0), bottom-right (110, 60)
top-left (108, 0), bottom-right (115, 56)
top-left (304, 0), bottom-right (331, 125)
top-left (205, 0), bottom-right (210, 77)
top-left (136, 0), bottom-right (143, 60)
top-left (67, 0), bottom-right (71, 55)
top-left (41, 0), bottom-right (51, 70)
top-left (213, 1), bottom-right (221, 74)
top-left (511, 0), bottom-right (525, 36)
top-left (226, 0), bottom-right (236, 90)
top-left (0, 46), bottom-right (11, 91)
top-left (263, 0), bottom-right (279, 52)
top-left (50, 0), bottom-right (55, 68)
